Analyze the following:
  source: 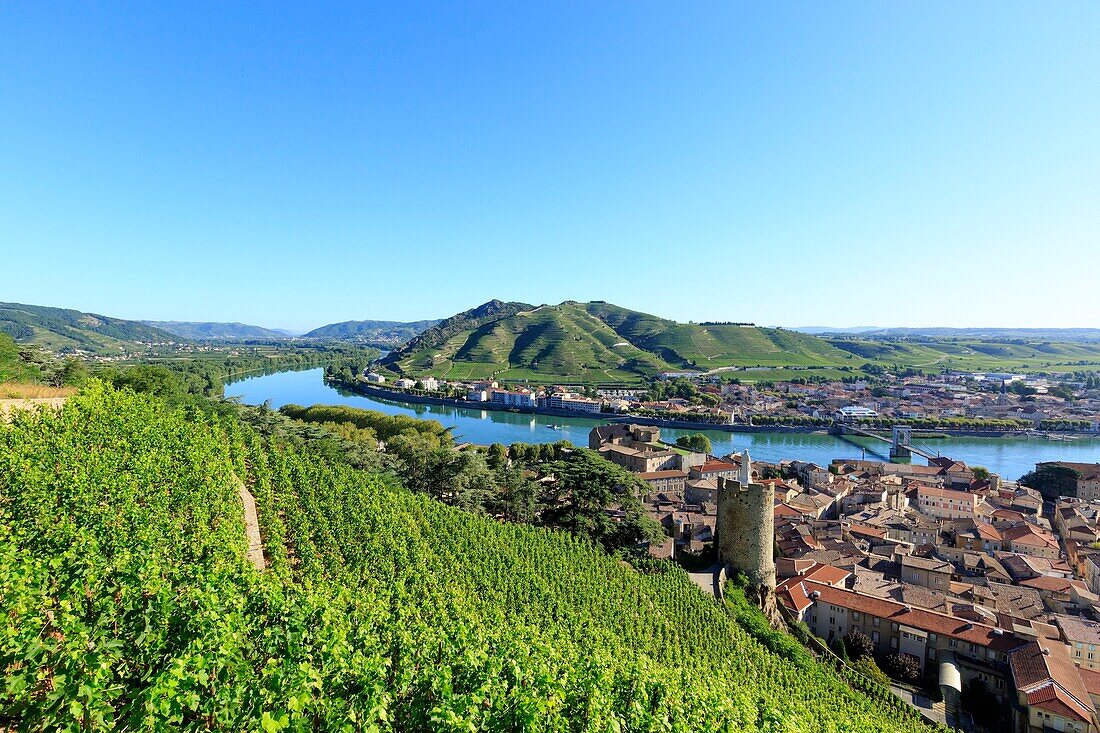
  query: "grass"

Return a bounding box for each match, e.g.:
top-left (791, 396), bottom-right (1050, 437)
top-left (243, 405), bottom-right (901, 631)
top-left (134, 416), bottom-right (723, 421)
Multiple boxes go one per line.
top-left (0, 383), bottom-right (77, 399)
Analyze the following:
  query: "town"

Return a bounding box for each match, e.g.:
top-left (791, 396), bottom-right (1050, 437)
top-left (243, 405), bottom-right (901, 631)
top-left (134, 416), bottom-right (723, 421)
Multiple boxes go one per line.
top-left (583, 416), bottom-right (1100, 731)
top-left (356, 367), bottom-right (1100, 433)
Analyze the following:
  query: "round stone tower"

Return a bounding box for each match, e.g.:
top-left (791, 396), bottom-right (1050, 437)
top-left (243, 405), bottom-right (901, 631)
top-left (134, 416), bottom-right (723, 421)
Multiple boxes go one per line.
top-left (717, 451), bottom-right (781, 625)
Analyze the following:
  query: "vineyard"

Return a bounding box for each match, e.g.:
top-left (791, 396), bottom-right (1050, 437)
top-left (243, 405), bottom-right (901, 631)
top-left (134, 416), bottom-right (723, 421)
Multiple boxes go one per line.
top-left (0, 383), bottom-right (948, 731)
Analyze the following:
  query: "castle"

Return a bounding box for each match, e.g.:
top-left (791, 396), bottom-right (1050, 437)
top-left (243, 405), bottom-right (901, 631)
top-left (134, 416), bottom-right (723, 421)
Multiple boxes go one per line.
top-left (717, 450), bottom-right (782, 625)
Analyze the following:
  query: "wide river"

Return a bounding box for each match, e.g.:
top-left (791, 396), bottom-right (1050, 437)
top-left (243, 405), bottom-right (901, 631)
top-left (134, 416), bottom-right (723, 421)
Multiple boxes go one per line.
top-left (225, 368), bottom-right (1100, 481)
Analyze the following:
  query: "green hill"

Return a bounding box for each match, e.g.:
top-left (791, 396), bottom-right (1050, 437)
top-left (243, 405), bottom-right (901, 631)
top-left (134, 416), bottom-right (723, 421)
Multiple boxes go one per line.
top-left (303, 318), bottom-right (440, 343)
top-left (143, 320), bottom-right (290, 340)
top-left (382, 300), bottom-right (862, 383)
top-left (0, 384), bottom-right (939, 731)
top-left (0, 301), bottom-right (177, 353)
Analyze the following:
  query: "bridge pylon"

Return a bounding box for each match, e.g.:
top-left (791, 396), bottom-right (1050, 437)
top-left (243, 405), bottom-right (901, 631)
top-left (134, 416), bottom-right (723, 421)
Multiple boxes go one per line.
top-left (890, 426), bottom-right (912, 459)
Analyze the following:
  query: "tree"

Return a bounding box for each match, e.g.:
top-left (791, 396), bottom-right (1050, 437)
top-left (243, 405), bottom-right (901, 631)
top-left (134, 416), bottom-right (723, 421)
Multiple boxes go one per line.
top-left (842, 629), bottom-right (875, 661)
top-left (852, 656), bottom-right (890, 687)
top-left (882, 652), bottom-right (921, 683)
top-left (972, 466), bottom-right (990, 482)
top-left (676, 433), bottom-right (713, 454)
top-left (1020, 463), bottom-right (1082, 500)
top-left (541, 449), bottom-right (664, 551)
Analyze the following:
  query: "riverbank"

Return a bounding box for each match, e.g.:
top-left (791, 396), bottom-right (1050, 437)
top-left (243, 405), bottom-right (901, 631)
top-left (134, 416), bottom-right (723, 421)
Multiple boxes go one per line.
top-left (335, 378), bottom-right (822, 433)
top-left (334, 379), bottom-right (1082, 438)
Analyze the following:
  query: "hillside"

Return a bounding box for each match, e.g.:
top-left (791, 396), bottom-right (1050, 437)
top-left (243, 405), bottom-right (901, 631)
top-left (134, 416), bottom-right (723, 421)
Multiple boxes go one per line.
top-left (0, 301), bottom-right (176, 353)
top-left (382, 300), bottom-right (862, 383)
top-left (801, 326), bottom-right (1100, 342)
top-left (303, 318), bottom-right (439, 343)
top-left (0, 384), bottom-right (939, 731)
top-left (144, 320), bottom-right (290, 340)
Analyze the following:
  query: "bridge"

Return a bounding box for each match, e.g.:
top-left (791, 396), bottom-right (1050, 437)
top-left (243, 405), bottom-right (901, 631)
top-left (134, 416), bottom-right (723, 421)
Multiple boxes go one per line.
top-left (834, 424), bottom-right (941, 462)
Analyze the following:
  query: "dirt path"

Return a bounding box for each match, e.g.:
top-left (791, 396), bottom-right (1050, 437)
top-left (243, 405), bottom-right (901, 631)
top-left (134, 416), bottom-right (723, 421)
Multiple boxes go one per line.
top-left (233, 473), bottom-right (266, 570)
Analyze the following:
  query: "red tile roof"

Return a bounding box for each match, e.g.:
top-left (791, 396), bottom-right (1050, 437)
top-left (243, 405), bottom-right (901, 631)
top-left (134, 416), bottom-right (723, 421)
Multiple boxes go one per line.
top-left (1010, 637), bottom-right (1094, 722)
top-left (779, 579), bottom-right (1026, 652)
top-left (698, 459), bottom-right (738, 474)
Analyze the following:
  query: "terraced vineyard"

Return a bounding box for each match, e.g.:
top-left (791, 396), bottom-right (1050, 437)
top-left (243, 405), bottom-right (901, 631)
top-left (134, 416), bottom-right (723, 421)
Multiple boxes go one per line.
top-left (381, 299), bottom-right (1100, 384)
top-left (384, 301), bottom-right (864, 383)
top-left (0, 384), bottom-right (948, 730)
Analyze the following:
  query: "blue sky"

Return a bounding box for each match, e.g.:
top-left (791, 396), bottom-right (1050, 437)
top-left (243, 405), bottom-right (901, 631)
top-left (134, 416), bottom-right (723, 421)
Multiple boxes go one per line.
top-left (1, 2), bottom-right (1097, 331)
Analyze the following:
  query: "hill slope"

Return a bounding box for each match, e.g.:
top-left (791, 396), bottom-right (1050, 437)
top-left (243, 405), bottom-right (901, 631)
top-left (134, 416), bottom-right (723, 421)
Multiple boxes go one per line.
top-left (303, 318), bottom-right (440, 343)
top-left (143, 320), bottom-right (290, 340)
top-left (0, 301), bottom-right (176, 353)
top-left (383, 300), bottom-right (860, 382)
top-left (0, 384), bottom-right (938, 731)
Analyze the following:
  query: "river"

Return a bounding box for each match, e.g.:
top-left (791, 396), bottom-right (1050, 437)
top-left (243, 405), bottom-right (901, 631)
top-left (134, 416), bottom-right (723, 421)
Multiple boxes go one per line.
top-left (224, 368), bottom-right (1100, 481)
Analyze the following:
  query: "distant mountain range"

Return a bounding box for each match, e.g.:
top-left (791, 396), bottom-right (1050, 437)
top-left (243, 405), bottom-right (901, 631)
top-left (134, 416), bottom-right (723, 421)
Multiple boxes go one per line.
top-left (4, 299), bottom-right (1099, 378)
top-left (302, 319), bottom-right (440, 344)
top-left (0, 302), bottom-right (176, 353)
top-left (144, 321), bottom-right (296, 340)
top-left (796, 326), bottom-right (1100, 342)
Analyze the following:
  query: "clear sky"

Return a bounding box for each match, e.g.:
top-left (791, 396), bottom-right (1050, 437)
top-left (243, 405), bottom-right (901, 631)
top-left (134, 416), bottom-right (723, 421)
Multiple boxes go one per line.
top-left (2, 2), bottom-right (1097, 332)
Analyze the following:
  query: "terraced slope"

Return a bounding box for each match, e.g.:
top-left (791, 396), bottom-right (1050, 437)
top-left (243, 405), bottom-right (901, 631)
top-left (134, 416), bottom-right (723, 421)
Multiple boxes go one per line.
top-left (828, 338), bottom-right (1100, 372)
top-left (384, 300), bottom-right (861, 382)
top-left (0, 301), bottom-right (176, 353)
top-left (0, 384), bottom-right (943, 731)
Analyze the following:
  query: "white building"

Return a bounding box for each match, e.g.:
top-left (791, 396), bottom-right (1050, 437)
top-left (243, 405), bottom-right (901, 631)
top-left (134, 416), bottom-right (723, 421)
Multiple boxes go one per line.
top-left (540, 392), bottom-right (602, 414)
top-left (837, 405), bottom-right (879, 420)
top-left (364, 372), bottom-right (386, 384)
top-left (490, 389), bottom-right (536, 408)
top-left (394, 378), bottom-right (416, 389)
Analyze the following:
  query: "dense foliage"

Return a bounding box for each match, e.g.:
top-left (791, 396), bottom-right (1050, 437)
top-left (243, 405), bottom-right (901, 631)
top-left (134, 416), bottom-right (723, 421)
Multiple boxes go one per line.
top-left (0, 384), bottom-right (946, 731)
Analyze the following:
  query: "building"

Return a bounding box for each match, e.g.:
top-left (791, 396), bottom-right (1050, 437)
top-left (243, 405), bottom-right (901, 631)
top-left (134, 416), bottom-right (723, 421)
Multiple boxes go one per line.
top-left (540, 392), bottom-right (603, 413)
top-left (778, 575), bottom-right (1025, 696)
top-left (490, 389), bottom-right (536, 409)
top-left (837, 405), bottom-right (879, 420)
top-left (916, 485), bottom-right (980, 520)
top-left (599, 444), bottom-right (678, 473)
top-left (364, 372), bottom-right (386, 384)
top-left (1057, 616), bottom-right (1100, 672)
top-left (899, 554), bottom-right (953, 592)
top-left (394, 377), bottom-right (416, 389)
top-left (1002, 524), bottom-right (1062, 561)
top-left (418, 376), bottom-right (440, 391)
top-left (637, 469), bottom-right (688, 496)
top-left (1009, 635), bottom-right (1096, 733)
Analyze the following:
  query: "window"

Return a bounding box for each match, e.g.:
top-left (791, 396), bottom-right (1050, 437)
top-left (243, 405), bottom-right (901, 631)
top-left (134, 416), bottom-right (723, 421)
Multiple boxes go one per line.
top-left (891, 637), bottom-right (898, 649)
top-left (970, 644), bottom-right (978, 654)
top-left (949, 639), bottom-right (958, 649)
top-left (929, 633), bottom-right (937, 643)
top-left (872, 631), bottom-right (880, 643)
top-left (928, 647), bottom-right (937, 660)
top-left (872, 617), bottom-right (880, 628)
top-left (830, 617), bottom-right (835, 626)
top-left (852, 612), bottom-right (860, 621)
top-left (987, 649), bottom-right (996, 660)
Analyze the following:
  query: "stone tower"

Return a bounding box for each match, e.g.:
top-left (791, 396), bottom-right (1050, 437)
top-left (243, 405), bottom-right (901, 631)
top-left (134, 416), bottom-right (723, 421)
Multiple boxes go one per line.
top-left (717, 451), bottom-right (782, 625)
